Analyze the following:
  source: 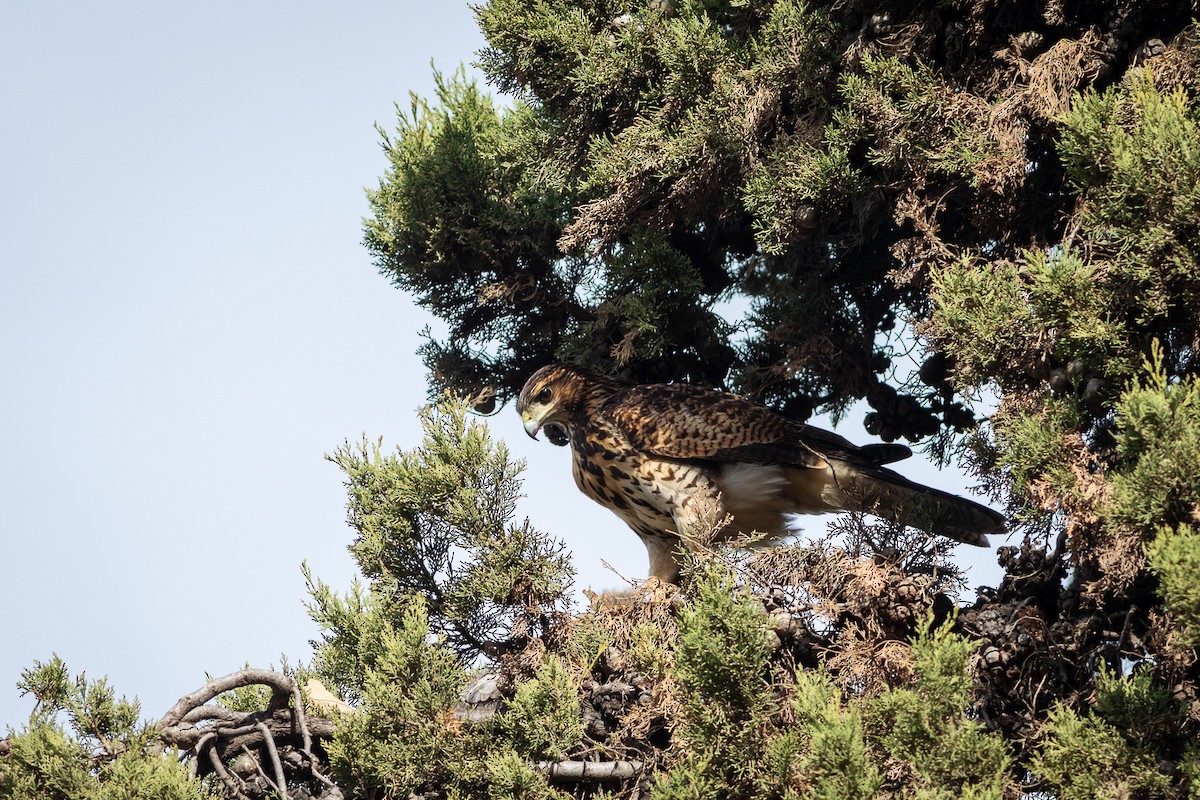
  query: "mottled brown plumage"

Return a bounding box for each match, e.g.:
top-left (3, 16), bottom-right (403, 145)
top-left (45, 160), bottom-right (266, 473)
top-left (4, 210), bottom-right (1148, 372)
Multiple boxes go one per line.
top-left (517, 363), bottom-right (1004, 583)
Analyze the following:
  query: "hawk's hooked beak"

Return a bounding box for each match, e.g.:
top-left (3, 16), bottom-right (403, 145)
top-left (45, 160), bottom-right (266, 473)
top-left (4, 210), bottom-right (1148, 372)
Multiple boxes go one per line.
top-left (521, 411), bottom-right (542, 440)
top-left (521, 409), bottom-right (569, 446)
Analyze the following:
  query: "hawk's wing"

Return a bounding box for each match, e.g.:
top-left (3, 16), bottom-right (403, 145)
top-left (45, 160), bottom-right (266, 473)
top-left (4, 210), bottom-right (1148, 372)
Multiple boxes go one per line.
top-left (603, 383), bottom-right (908, 470)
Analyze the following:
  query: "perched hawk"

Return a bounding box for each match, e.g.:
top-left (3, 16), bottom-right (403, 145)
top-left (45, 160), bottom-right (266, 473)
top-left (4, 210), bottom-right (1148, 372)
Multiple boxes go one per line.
top-left (517, 363), bottom-right (1004, 583)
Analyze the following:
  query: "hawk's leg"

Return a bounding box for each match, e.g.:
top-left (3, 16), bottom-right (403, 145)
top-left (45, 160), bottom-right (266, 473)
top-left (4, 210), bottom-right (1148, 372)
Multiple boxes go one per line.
top-left (645, 487), bottom-right (728, 583)
top-left (640, 532), bottom-right (683, 584)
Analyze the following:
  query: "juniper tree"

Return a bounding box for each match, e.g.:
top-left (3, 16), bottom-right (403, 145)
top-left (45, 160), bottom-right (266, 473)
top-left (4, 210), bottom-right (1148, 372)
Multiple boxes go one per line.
top-left (359, 0), bottom-right (1200, 795)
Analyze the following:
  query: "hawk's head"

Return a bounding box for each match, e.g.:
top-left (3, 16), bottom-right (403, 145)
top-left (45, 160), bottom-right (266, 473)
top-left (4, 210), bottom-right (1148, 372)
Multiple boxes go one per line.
top-left (517, 363), bottom-right (596, 447)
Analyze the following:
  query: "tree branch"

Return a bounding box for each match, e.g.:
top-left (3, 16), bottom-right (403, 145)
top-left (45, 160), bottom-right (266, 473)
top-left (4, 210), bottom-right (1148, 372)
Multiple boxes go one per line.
top-left (157, 669), bottom-right (299, 730)
top-left (155, 667), bottom-right (342, 797)
top-left (538, 759), bottom-right (644, 782)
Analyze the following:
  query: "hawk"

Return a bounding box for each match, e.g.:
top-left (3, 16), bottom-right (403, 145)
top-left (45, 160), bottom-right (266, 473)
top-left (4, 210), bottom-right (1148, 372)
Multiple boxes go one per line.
top-left (517, 363), bottom-right (1004, 583)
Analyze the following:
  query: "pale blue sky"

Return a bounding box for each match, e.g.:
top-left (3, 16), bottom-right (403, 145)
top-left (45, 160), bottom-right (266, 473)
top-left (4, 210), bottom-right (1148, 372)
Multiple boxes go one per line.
top-left (0, 1), bottom-right (1001, 728)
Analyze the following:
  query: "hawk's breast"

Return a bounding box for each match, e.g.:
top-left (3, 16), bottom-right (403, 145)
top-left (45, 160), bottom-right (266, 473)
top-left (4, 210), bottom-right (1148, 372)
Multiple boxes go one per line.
top-left (569, 422), bottom-right (714, 542)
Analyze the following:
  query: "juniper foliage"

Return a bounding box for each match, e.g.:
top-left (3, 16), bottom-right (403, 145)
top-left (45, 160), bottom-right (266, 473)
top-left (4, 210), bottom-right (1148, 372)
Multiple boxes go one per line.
top-left (0, 657), bottom-right (205, 800)
top-left (357, 0), bottom-right (1200, 795)
top-left (323, 402), bottom-right (574, 662)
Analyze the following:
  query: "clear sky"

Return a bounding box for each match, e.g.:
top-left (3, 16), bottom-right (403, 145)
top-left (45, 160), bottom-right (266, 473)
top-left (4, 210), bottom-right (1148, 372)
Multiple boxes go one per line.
top-left (0, 1), bottom-right (1002, 729)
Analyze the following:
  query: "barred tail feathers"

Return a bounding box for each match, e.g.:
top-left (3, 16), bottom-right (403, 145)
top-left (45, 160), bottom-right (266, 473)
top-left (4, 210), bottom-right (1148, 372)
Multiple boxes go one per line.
top-left (821, 459), bottom-right (1003, 546)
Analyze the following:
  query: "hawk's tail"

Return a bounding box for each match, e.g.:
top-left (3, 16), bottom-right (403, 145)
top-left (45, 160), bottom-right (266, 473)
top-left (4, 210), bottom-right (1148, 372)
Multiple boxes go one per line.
top-left (824, 460), bottom-right (1004, 546)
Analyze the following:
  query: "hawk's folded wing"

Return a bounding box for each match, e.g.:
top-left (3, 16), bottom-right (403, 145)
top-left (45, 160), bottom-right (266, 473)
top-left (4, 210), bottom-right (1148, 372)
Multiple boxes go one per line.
top-left (602, 383), bottom-right (832, 469)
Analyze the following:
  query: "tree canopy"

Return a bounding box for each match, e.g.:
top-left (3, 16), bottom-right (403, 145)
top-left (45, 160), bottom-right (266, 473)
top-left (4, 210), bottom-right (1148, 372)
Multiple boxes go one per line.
top-left (366, 0), bottom-right (1199, 435)
top-left (360, 0), bottom-right (1200, 793)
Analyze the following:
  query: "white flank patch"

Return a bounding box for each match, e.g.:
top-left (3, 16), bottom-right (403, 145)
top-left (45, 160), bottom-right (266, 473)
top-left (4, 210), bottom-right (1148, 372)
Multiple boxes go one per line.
top-left (718, 463), bottom-right (789, 506)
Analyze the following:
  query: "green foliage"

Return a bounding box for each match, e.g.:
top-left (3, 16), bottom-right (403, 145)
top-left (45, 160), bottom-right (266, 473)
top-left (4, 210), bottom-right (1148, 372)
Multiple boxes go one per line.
top-left (366, 55), bottom-right (741, 396)
top-left (486, 750), bottom-right (569, 800)
top-left (674, 567), bottom-right (773, 720)
top-left (665, 567), bottom-right (776, 797)
top-left (1118, 352), bottom-right (1200, 633)
top-left (363, 68), bottom-right (579, 396)
top-left (1093, 664), bottom-right (1174, 737)
top-left (304, 571), bottom-right (388, 704)
top-left (312, 577), bottom-right (576, 800)
top-left (838, 54), bottom-right (998, 184)
top-left (312, 385), bottom-right (1200, 798)
top-left (324, 398), bottom-right (573, 661)
top-left (1032, 703), bottom-right (1170, 799)
top-left (932, 247), bottom-right (1131, 392)
top-left (636, 567), bottom-right (772, 799)
top-left (1031, 664), bottom-right (1193, 799)
top-left (382, 0), bottom-right (1033, 417)
top-left (1, 724), bottom-right (94, 800)
top-left (369, 0), bottom-right (1200, 448)
top-left (562, 612), bottom-right (613, 673)
top-left (0, 658), bottom-right (204, 800)
top-left (502, 657), bottom-right (585, 762)
top-left (751, 0), bottom-right (838, 97)
top-left (658, 597), bottom-right (1011, 799)
top-left (930, 77), bottom-right (1200, 450)
top-left (765, 670), bottom-right (881, 799)
top-left (867, 617), bottom-right (1010, 799)
top-left (1147, 523), bottom-right (1200, 644)
top-left (308, 401), bottom-right (587, 798)
top-left (22, 3), bottom-right (1200, 798)
top-left (349, 5), bottom-right (1200, 798)
top-left (1059, 74), bottom-right (1200, 308)
top-left (625, 621), bottom-right (674, 682)
top-left (1022, 249), bottom-right (1129, 372)
top-left (929, 257), bottom-right (1036, 387)
top-left (93, 751), bottom-right (205, 800)
top-left (557, 233), bottom-right (736, 373)
top-left (1107, 344), bottom-right (1200, 534)
top-left (989, 398), bottom-right (1083, 509)
top-left (319, 594), bottom-right (468, 795)
top-left (741, 115), bottom-right (859, 256)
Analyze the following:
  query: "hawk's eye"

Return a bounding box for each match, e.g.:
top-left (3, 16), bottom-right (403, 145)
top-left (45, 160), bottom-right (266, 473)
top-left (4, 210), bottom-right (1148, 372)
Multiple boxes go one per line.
top-left (536, 387), bottom-right (553, 404)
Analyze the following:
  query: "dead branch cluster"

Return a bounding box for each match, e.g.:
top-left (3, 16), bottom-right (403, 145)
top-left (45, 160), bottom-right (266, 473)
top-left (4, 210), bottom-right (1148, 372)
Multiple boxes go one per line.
top-left (155, 670), bottom-right (341, 800)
